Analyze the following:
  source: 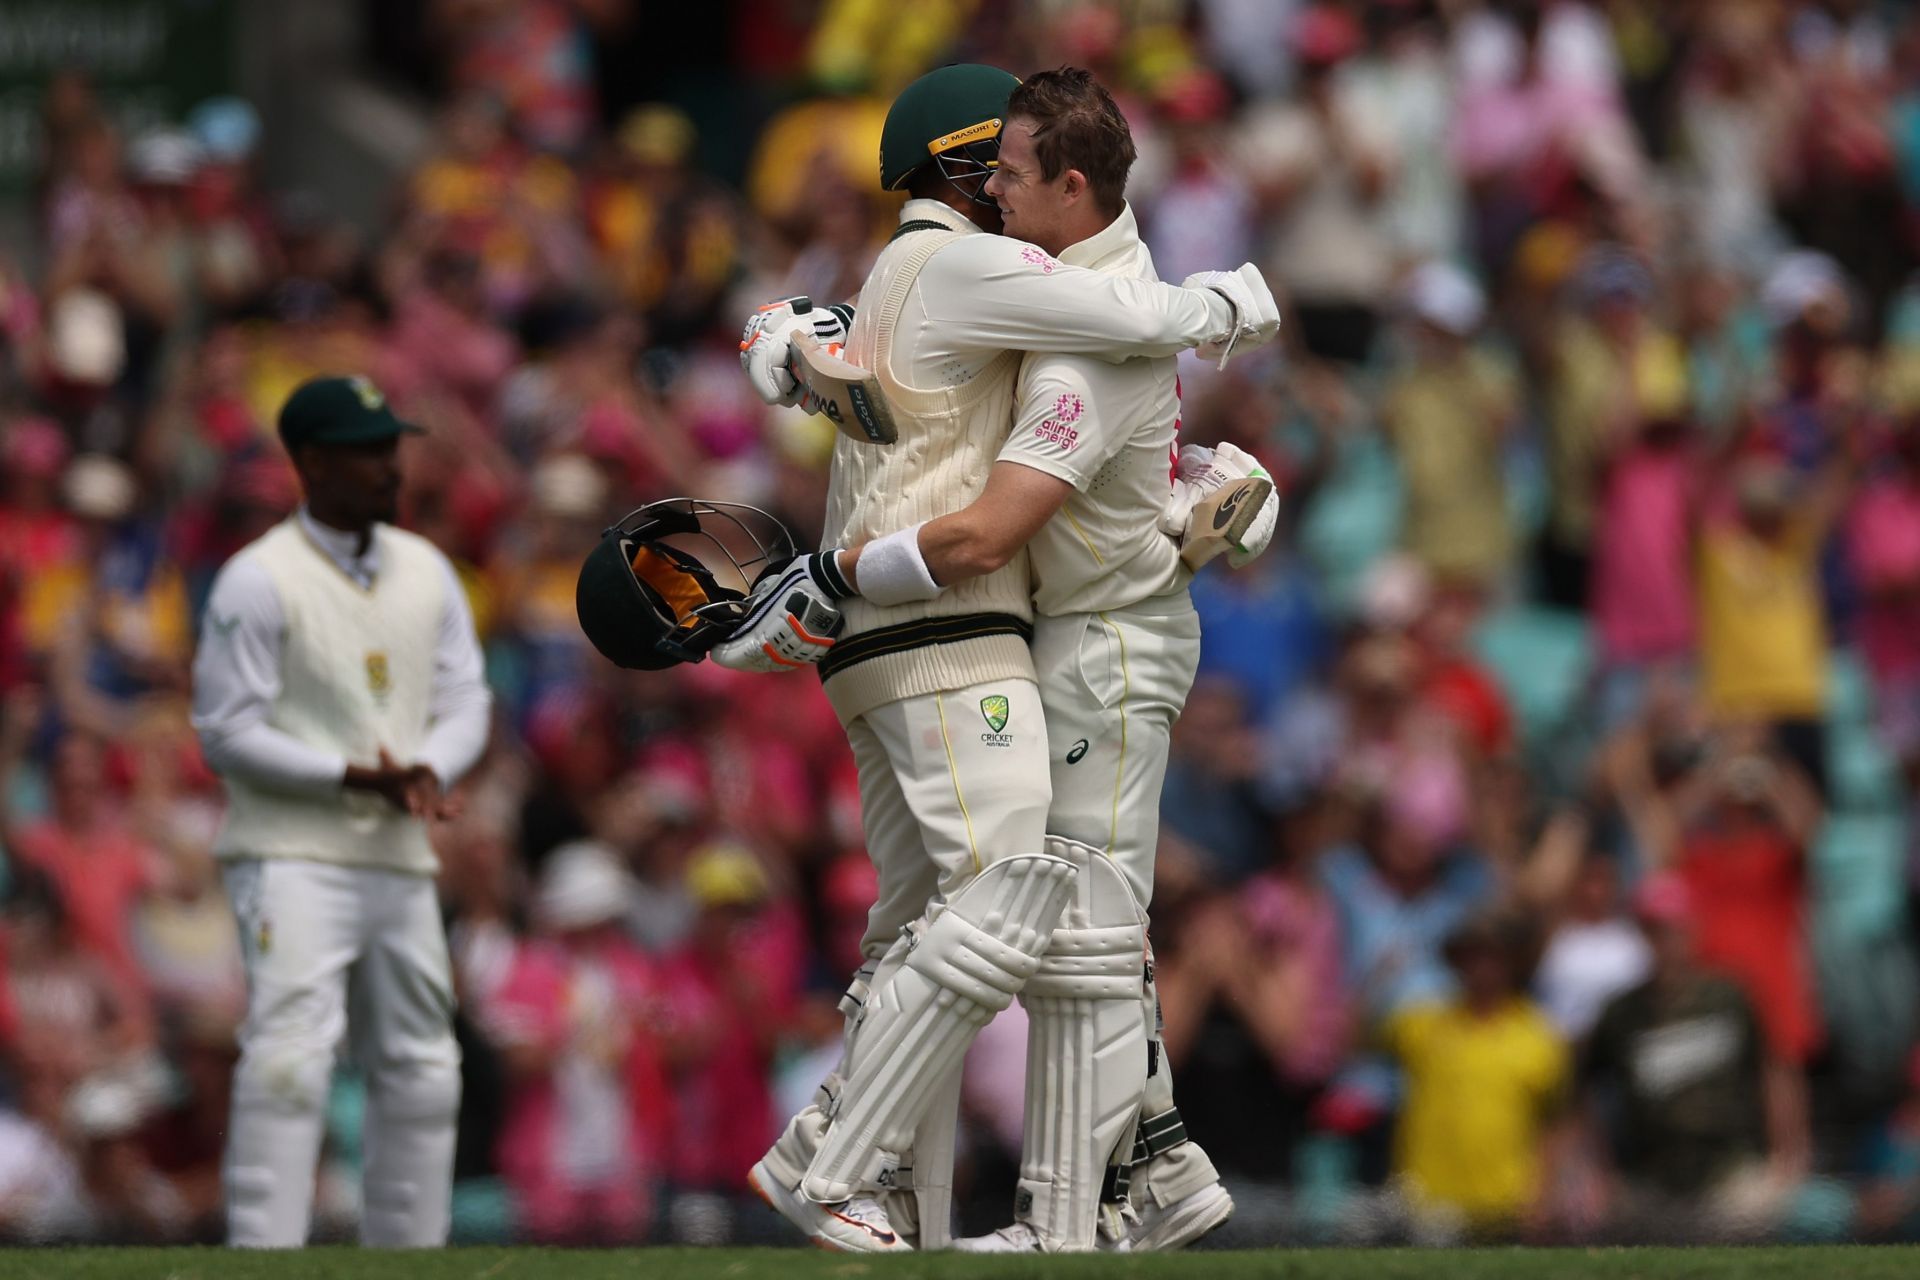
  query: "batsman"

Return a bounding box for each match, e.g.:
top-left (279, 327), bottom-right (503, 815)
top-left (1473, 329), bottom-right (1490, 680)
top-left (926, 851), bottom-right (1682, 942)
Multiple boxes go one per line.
top-left (718, 65), bottom-right (1281, 1251)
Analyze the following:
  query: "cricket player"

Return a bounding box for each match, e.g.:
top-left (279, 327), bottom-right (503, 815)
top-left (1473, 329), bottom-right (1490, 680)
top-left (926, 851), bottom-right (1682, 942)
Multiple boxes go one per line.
top-left (716, 63), bottom-right (1280, 1252)
top-left (191, 376), bottom-right (492, 1247)
top-left (714, 65), bottom-right (1282, 1258)
top-left (728, 70), bottom-right (1271, 1252)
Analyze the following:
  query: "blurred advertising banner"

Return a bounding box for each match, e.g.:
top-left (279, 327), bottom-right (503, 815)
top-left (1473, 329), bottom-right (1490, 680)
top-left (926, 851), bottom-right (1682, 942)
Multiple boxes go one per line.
top-left (0, 0), bottom-right (236, 192)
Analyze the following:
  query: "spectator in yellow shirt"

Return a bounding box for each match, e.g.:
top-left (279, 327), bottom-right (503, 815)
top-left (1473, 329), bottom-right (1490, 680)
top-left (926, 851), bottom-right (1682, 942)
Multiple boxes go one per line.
top-left (1696, 453), bottom-right (1852, 794)
top-left (1383, 262), bottom-right (1519, 590)
top-left (1383, 910), bottom-right (1569, 1238)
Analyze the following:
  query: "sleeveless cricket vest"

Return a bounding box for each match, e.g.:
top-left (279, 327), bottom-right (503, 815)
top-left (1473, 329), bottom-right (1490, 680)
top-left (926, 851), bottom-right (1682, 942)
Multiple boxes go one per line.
top-left (820, 224), bottom-right (1035, 726)
top-left (212, 519), bottom-right (448, 874)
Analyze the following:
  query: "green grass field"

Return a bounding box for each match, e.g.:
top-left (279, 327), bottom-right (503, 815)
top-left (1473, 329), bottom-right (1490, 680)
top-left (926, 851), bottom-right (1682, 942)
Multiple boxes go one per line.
top-left (5, 1247), bottom-right (1920, 1280)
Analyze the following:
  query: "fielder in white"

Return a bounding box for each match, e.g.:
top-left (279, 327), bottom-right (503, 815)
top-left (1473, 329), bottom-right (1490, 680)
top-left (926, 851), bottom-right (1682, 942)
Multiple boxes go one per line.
top-left (191, 375), bottom-right (491, 1248)
top-left (731, 70), bottom-right (1279, 1253)
top-left (715, 63), bottom-right (1279, 1253)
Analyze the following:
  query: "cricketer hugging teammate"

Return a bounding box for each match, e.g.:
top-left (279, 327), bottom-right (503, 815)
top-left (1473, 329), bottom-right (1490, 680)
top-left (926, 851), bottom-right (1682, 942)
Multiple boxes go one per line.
top-left (581, 62), bottom-right (1284, 1255)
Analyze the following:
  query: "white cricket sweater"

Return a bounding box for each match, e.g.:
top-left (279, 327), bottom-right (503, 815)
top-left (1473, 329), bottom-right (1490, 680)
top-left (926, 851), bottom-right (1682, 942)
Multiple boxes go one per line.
top-left (194, 516), bottom-right (488, 874)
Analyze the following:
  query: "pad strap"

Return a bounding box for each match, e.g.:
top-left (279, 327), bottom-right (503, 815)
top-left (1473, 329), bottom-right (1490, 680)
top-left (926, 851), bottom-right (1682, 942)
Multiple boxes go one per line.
top-left (1128, 1106), bottom-right (1190, 1163)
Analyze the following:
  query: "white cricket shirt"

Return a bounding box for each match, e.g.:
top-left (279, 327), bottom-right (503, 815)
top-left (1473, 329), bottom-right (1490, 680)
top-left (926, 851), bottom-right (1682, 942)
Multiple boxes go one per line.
top-left (998, 204), bottom-right (1192, 616)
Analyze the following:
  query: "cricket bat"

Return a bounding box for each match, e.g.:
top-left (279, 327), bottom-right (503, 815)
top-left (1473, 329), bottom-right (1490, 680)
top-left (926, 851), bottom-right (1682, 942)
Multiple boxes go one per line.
top-left (1179, 475), bottom-right (1274, 570)
top-left (790, 332), bottom-right (898, 445)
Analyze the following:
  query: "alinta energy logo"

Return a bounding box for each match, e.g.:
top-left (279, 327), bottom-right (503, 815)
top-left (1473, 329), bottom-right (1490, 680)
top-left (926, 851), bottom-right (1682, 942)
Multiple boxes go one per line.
top-left (979, 693), bottom-right (1013, 747)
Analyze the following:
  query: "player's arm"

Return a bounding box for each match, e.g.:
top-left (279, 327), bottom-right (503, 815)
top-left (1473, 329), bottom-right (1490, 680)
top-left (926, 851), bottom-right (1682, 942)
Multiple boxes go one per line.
top-left (919, 237), bottom-right (1278, 362)
top-left (708, 459), bottom-right (1069, 675)
top-left (855, 461), bottom-right (1070, 587)
top-left (715, 360), bottom-right (1115, 679)
top-left (415, 557), bottom-right (494, 795)
top-left (839, 355), bottom-right (1113, 587)
top-left (190, 557), bottom-right (349, 797)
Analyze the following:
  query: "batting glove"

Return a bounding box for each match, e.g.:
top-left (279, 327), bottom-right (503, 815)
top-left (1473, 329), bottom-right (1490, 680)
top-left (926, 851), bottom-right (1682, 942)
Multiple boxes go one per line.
top-left (740, 296), bottom-right (856, 410)
top-left (709, 551), bottom-right (853, 673)
top-left (1159, 442), bottom-right (1282, 568)
top-left (1183, 264), bottom-right (1282, 368)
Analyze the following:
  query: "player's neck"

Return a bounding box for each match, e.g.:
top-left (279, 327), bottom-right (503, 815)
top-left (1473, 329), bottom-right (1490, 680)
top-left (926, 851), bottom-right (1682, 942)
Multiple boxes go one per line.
top-left (909, 179), bottom-right (997, 233)
top-left (1043, 207), bottom-right (1114, 259)
top-left (304, 502), bottom-right (375, 556)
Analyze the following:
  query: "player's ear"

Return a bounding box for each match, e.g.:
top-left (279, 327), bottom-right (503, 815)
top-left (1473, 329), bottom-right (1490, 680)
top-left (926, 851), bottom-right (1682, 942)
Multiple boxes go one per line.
top-left (1061, 168), bottom-right (1088, 205)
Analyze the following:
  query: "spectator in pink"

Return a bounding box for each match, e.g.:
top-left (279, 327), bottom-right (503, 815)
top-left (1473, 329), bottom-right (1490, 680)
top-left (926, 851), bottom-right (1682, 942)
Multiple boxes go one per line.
top-left (6, 731), bottom-right (160, 1003)
top-left (486, 840), bottom-right (673, 1244)
top-left (1588, 406), bottom-right (1704, 730)
top-left (1847, 418), bottom-right (1920, 882)
top-left (656, 843), bottom-right (803, 1196)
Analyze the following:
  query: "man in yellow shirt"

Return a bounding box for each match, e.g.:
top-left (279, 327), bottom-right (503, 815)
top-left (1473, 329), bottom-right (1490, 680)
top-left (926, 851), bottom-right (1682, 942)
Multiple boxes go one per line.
top-left (1697, 454), bottom-right (1851, 793)
top-left (1382, 912), bottom-right (1568, 1235)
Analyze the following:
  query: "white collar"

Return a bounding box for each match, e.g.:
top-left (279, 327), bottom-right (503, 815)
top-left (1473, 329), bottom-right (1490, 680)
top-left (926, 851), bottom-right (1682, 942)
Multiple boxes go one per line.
top-left (297, 506), bottom-right (381, 587)
top-left (1058, 203), bottom-right (1142, 272)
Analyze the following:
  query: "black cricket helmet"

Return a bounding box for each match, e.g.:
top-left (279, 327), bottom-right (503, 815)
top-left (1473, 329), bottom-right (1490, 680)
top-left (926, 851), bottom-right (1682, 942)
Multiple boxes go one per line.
top-left (576, 498), bottom-right (795, 670)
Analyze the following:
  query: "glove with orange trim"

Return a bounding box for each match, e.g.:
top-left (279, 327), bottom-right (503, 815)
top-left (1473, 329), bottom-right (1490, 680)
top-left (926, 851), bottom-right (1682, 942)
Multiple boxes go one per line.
top-left (740, 295), bottom-right (855, 411)
top-left (710, 552), bottom-right (852, 673)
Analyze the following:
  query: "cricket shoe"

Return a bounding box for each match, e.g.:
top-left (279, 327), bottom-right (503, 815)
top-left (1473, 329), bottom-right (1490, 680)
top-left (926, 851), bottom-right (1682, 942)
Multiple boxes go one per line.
top-left (747, 1159), bottom-right (912, 1253)
top-left (952, 1221), bottom-right (1045, 1253)
top-left (1104, 1182), bottom-right (1235, 1252)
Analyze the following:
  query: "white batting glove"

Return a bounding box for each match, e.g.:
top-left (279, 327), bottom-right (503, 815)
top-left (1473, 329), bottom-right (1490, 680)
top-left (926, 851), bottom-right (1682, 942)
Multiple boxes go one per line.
top-left (1183, 264), bottom-right (1282, 368)
top-left (709, 552), bottom-right (852, 673)
top-left (1159, 442), bottom-right (1281, 567)
top-left (739, 296), bottom-right (855, 409)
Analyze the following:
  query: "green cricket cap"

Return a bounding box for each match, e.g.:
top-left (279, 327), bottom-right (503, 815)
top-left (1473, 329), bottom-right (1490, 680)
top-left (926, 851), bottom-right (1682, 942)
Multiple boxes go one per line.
top-left (277, 375), bottom-right (424, 450)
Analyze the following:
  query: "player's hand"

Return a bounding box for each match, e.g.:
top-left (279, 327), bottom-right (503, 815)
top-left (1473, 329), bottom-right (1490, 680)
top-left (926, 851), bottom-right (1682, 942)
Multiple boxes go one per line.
top-left (739, 296), bottom-right (855, 410)
top-left (710, 552), bottom-right (851, 673)
top-left (1160, 443), bottom-right (1281, 567)
top-left (345, 748), bottom-right (456, 819)
top-left (1183, 264), bottom-right (1282, 368)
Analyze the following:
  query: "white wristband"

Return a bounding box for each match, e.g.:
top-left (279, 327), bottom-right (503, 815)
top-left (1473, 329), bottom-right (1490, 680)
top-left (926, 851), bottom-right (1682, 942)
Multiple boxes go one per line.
top-left (857, 523), bottom-right (944, 606)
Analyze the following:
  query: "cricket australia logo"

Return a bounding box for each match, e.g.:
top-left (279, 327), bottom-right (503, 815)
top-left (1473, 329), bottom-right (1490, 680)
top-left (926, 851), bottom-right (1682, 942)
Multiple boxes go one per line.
top-left (979, 693), bottom-right (1013, 747)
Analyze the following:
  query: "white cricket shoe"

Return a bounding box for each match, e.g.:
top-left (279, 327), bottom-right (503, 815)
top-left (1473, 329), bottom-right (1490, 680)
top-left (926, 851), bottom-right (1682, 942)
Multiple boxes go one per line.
top-left (953, 1221), bottom-right (1044, 1253)
top-left (1105, 1182), bottom-right (1234, 1252)
top-left (747, 1159), bottom-right (913, 1253)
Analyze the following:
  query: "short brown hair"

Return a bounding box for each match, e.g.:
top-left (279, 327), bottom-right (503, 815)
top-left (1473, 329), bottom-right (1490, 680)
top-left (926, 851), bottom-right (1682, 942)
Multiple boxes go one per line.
top-left (1006, 67), bottom-right (1136, 218)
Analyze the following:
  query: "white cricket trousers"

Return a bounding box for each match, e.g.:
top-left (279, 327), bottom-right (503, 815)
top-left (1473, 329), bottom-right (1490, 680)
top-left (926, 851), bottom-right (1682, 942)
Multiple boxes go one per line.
top-left (850, 675), bottom-right (1053, 959)
top-left (1036, 593), bottom-right (1223, 1210)
top-left (1032, 592), bottom-right (1201, 908)
top-left (221, 857), bottom-right (462, 1248)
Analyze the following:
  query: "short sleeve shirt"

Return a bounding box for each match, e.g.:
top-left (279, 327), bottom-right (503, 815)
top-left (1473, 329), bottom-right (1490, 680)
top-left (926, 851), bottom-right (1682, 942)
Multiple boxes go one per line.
top-left (994, 205), bottom-right (1189, 616)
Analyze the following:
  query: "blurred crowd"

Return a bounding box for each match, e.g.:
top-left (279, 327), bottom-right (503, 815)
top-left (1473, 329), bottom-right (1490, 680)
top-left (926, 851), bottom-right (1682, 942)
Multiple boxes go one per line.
top-left (5, 0), bottom-right (1920, 1247)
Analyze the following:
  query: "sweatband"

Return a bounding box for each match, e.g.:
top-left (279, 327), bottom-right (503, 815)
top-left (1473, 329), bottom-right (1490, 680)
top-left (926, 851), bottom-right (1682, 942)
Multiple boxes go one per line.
top-left (856, 523), bottom-right (945, 606)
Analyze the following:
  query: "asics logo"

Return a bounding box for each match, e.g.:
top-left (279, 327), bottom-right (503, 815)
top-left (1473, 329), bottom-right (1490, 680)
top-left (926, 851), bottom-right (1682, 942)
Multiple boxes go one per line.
top-left (828, 1207), bottom-right (897, 1246)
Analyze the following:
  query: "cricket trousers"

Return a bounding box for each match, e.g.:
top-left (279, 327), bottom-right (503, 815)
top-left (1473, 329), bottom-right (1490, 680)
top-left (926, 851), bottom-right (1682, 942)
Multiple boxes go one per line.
top-left (1034, 592), bottom-right (1222, 1212)
top-left (760, 675), bottom-right (1051, 1223)
top-left (221, 857), bottom-right (461, 1248)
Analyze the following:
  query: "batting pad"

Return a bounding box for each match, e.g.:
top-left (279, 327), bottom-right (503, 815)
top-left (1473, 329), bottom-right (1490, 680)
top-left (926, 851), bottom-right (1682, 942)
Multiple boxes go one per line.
top-left (1015, 835), bottom-right (1149, 1251)
top-left (803, 852), bottom-right (1075, 1204)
